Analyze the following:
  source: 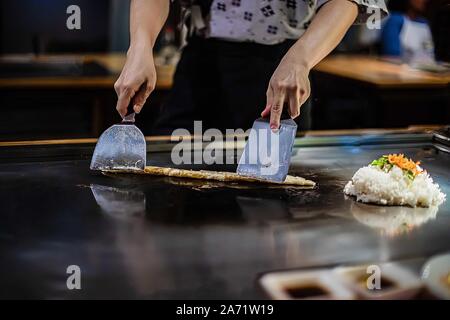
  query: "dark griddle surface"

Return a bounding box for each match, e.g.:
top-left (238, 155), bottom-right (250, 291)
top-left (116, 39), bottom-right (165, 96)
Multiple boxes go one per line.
top-left (0, 135), bottom-right (449, 299)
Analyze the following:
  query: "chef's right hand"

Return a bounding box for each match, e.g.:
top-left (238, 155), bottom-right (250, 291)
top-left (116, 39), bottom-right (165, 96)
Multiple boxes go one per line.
top-left (114, 46), bottom-right (156, 118)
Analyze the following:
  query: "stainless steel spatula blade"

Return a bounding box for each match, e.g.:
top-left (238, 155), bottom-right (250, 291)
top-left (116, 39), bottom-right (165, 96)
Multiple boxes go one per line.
top-left (90, 111), bottom-right (146, 171)
top-left (237, 117), bottom-right (297, 183)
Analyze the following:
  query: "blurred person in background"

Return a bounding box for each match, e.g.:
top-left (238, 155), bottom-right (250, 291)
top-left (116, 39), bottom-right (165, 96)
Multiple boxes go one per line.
top-left (381, 0), bottom-right (434, 62)
top-left (428, 0), bottom-right (450, 62)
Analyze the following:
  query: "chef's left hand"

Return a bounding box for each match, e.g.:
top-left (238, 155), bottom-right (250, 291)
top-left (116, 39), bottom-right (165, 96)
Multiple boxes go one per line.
top-left (261, 53), bottom-right (311, 130)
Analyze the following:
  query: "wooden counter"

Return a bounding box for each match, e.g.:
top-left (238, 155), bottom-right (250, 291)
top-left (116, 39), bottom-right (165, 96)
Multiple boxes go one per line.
top-left (0, 53), bottom-right (175, 89)
top-left (1, 53), bottom-right (448, 90)
top-left (315, 55), bottom-right (450, 89)
top-left (312, 55), bottom-right (449, 129)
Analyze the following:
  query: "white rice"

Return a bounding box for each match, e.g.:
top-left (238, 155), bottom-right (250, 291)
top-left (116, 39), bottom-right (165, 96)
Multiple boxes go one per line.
top-left (344, 165), bottom-right (446, 207)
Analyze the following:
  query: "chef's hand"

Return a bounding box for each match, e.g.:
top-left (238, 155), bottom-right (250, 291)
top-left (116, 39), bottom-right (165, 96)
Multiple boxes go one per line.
top-left (114, 46), bottom-right (156, 118)
top-left (261, 53), bottom-right (311, 130)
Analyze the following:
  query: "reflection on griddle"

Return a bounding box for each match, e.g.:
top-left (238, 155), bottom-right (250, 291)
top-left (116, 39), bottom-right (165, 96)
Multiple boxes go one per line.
top-left (351, 202), bottom-right (439, 237)
top-left (237, 196), bottom-right (288, 225)
top-left (89, 184), bottom-right (174, 296)
top-left (90, 184), bottom-right (146, 220)
top-left (159, 176), bottom-right (303, 191)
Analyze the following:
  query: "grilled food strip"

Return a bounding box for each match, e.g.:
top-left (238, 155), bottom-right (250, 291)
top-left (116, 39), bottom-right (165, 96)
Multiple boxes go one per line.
top-left (106, 165), bottom-right (316, 187)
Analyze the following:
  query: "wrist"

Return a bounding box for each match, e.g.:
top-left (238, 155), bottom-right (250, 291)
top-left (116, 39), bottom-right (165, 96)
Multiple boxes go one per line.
top-left (286, 44), bottom-right (313, 71)
top-left (128, 42), bottom-right (153, 57)
top-left (128, 34), bottom-right (154, 55)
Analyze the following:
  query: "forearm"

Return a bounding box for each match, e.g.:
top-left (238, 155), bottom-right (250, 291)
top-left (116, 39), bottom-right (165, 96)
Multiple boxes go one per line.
top-left (288, 0), bottom-right (358, 69)
top-left (114, 0), bottom-right (168, 116)
top-left (129, 0), bottom-right (170, 51)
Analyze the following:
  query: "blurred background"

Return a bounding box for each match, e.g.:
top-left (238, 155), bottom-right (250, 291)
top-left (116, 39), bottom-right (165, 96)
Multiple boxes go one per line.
top-left (0, 0), bottom-right (449, 140)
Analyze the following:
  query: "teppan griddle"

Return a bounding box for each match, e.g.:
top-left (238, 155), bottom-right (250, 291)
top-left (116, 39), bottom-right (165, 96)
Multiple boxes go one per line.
top-left (0, 129), bottom-right (449, 299)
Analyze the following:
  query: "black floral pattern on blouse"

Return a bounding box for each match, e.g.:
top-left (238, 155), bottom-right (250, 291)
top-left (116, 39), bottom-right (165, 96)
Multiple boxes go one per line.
top-left (244, 11), bottom-right (253, 21)
top-left (261, 5), bottom-right (275, 17)
top-left (198, 0), bottom-right (388, 45)
top-left (217, 2), bottom-right (226, 11)
top-left (267, 25), bottom-right (278, 34)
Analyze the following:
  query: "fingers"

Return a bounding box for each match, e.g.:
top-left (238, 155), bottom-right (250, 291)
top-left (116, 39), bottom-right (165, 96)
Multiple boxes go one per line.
top-left (261, 87), bottom-right (274, 118)
top-left (301, 80), bottom-right (311, 106)
top-left (270, 86), bottom-right (285, 131)
top-left (288, 86), bottom-right (311, 120)
top-left (114, 83), bottom-right (134, 118)
top-left (132, 82), bottom-right (154, 114)
top-left (114, 79), bottom-right (151, 118)
top-left (288, 89), bottom-right (300, 119)
top-left (296, 84), bottom-right (311, 116)
top-left (266, 84), bottom-right (310, 124)
top-left (264, 63), bottom-right (312, 126)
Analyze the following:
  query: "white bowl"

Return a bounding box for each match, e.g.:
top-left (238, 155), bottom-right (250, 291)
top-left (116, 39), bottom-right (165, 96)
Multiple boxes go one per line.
top-left (259, 269), bottom-right (356, 300)
top-left (334, 263), bottom-right (422, 300)
top-left (422, 253), bottom-right (450, 300)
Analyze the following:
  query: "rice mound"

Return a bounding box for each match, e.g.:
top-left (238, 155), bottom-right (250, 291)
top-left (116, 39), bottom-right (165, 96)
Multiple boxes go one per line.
top-left (344, 165), bottom-right (446, 207)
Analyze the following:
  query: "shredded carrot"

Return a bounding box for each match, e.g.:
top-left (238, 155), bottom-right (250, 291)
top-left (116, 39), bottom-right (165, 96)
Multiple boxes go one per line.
top-left (387, 154), bottom-right (423, 176)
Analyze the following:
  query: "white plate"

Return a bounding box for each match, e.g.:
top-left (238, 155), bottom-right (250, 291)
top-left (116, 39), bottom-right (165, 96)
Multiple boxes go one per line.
top-left (334, 263), bottom-right (422, 300)
top-left (259, 270), bottom-right (355, 300)
top-left (422, 253), bottom-right (450, 300)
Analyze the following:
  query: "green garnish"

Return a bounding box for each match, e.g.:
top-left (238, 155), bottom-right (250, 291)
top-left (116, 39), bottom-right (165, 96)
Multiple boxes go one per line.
top-left (370, 154), bottom-right (422, 182)
top-left (370, 156), bottom-right (391, 173)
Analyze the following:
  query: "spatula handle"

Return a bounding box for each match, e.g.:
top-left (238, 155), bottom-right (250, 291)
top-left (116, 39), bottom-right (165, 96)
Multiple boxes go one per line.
top-left (122, 100), bottom-right (136, 123)
top-left (125, 99), bottom-right (136, 116)
top-left (122, 112), bottom-right (136, 124)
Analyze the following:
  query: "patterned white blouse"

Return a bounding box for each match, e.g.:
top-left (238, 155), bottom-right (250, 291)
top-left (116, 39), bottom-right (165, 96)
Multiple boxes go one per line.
top-left (183, 0), bottom-right (388, 45)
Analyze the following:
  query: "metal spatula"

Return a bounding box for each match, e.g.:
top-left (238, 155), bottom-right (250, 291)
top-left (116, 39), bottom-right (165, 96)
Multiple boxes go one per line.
top-left (90, 102), bottom-right (146, 172)
top-left (237, 114), bottom-right (297, 183)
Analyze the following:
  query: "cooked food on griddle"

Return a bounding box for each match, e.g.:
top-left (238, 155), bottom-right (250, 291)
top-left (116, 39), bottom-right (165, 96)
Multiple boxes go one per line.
top-left (344, 154), bottom-right (446, 207)
top-left (104, 165), bottom-right (316, 187)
